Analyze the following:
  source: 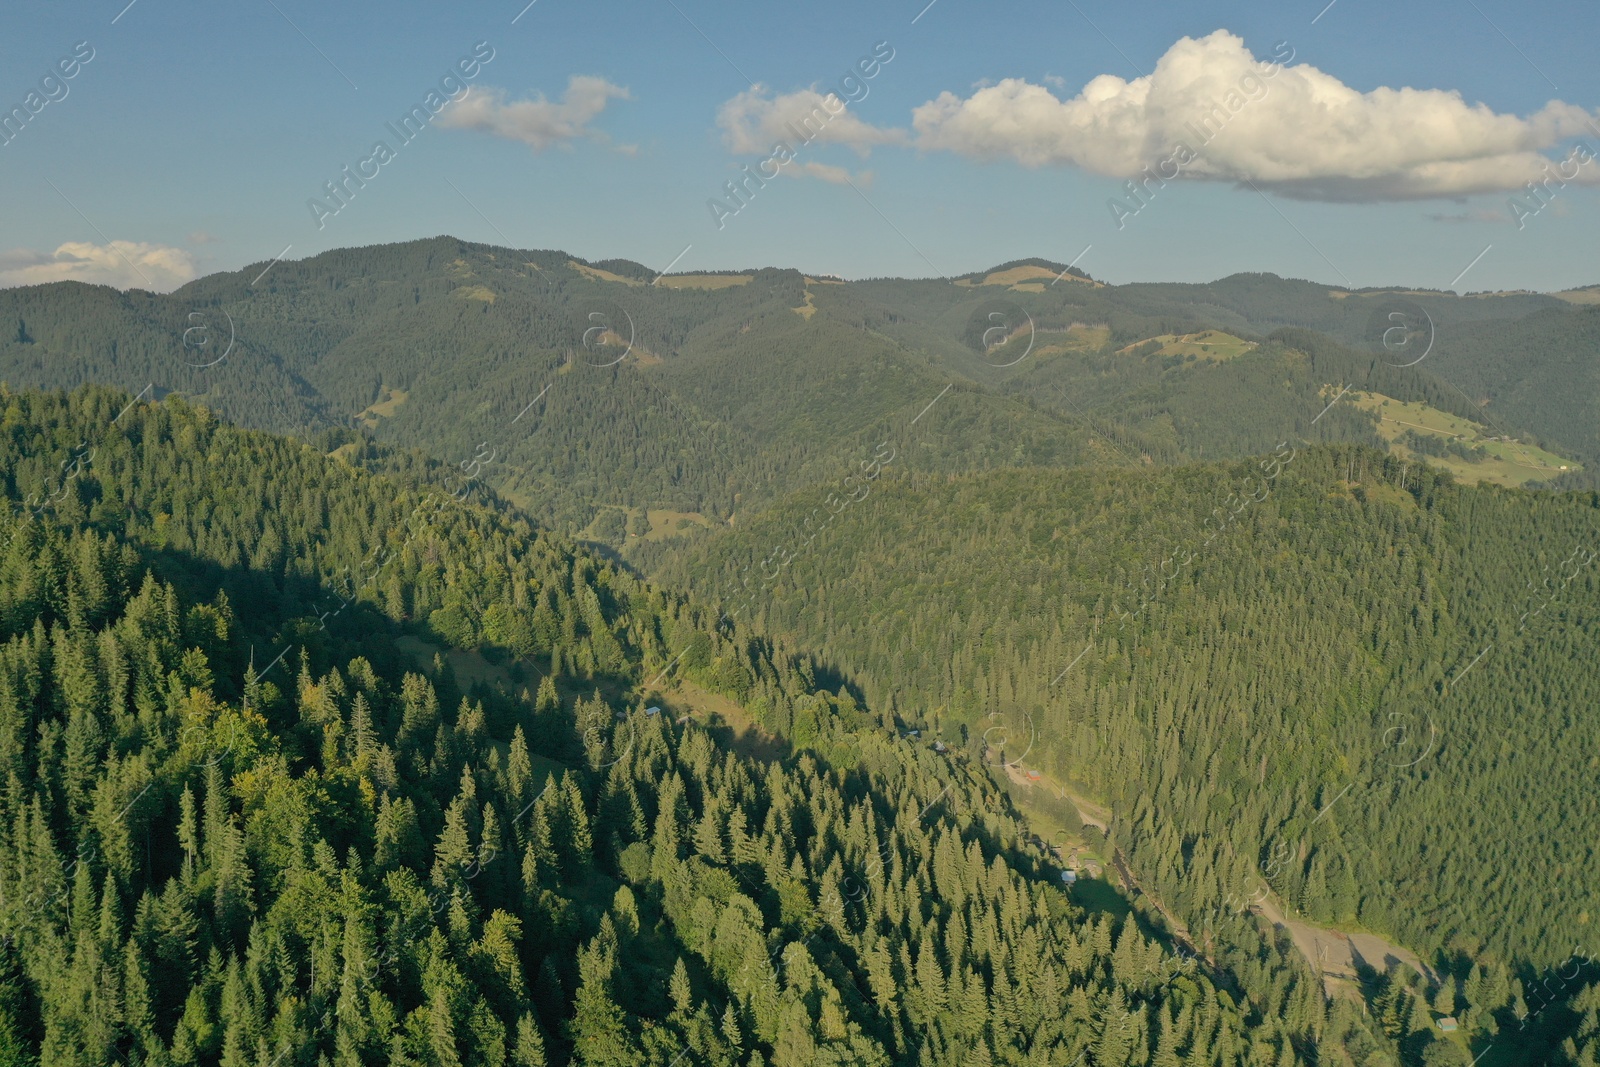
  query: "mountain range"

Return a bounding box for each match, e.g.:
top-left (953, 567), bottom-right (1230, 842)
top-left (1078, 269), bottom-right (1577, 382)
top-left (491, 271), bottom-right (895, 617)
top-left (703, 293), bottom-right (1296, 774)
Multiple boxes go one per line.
top-left (1, 237), bottom-right (1597, 1066)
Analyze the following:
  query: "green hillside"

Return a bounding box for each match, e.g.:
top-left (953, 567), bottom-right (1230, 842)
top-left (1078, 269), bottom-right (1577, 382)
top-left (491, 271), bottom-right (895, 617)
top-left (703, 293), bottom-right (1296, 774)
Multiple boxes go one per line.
top-left (0, 385), bottom-right (1481, 1067)
top-left (647, 444), bottom-right (1600, 1043)
top-left (1351, 392), bottom-right (1581, 487)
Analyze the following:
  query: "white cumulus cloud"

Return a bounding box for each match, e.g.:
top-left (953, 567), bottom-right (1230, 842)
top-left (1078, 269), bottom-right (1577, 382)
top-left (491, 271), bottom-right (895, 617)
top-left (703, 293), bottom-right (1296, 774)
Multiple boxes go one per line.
top-left (439, 76), bottom-right (630, 150)
top-left (910, 30), bottom-right (1600, 201)
top-left (0, 241), bottom-right (197, 292)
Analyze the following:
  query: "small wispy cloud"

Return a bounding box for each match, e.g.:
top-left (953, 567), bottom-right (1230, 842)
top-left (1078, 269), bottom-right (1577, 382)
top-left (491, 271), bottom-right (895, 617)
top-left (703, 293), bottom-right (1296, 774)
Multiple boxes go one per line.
top-left (792, 161), bottom-right (870, 185)
top-left (716, 85), bottom-right (905, 158)
top-left (439, 76), bottom-right (629, 150)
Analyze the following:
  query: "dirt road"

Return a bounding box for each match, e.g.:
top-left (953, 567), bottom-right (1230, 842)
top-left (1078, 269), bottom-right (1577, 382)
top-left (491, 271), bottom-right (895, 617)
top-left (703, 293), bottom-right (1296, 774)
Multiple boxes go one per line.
top-left (1254, 892), bottom-right (1436, 995)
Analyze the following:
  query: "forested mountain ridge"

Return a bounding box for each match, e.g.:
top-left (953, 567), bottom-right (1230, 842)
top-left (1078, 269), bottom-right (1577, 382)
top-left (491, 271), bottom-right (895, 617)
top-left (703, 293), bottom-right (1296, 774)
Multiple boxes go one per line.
top-left (0, 384), bottom-right (1479, 1067)
top-left (0, 240), bottom-right (1115, 532)
top-left (645, 442), bottom-right (1600, 1051)
top-left (1, 237), bottom-right (1595, 545)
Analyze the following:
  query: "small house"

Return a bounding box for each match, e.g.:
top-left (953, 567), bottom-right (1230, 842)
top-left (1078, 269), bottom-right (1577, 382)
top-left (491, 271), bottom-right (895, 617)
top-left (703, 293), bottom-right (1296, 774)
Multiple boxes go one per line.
top-left (1026, 769), bottom-right (1042, 781)
top-left (1437, 1018), bottom-right (1458, 1033)
top-left (933, 740), bottom-right (947, 753)
top-left (1061, 870), bottom-right (1077, 885)
top-left (645, 706), bottom-right (661, 717)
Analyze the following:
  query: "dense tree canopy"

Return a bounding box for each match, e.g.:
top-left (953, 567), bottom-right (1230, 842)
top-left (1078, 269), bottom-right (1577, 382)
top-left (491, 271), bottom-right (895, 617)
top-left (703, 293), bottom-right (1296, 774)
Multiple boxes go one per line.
top-left (0, 385), bottom-right (1471, 1067)
top-left (1, 232), bottom-right (1596, 1067)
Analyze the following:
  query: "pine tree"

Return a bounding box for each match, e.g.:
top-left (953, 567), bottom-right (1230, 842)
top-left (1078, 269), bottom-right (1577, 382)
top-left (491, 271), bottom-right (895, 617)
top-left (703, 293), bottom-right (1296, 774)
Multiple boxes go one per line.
top-left (720, 1002), bottom-right (742, 1053)
top-left (178, 785), bottom-right (199, 875)
top-left (1152, 1007), bottom-right (1182, 1067)
top-left (433, 793), bottom-right (473, 890)
top-left (669, 959), bottom-right (693, 1019)
top-left (513, 1013), bottom-right (548, 1067)
top-left (568, 934), bottom-right (641, 1067)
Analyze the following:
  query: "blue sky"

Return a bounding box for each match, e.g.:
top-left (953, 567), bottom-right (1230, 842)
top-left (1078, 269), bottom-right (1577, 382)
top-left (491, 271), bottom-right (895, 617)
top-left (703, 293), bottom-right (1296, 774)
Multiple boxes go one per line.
top-left (2, 0), bottom-right (1596, 291)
